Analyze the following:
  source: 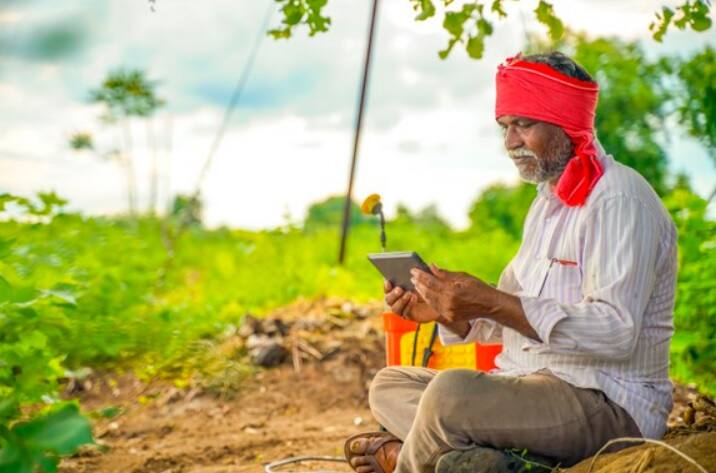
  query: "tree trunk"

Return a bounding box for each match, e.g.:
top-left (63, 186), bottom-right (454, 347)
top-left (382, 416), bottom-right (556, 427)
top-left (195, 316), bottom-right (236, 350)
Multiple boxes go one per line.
top-left (147, 117), bottom-right (159, 215)
top-left (121, 118), bottom-right (137, 215)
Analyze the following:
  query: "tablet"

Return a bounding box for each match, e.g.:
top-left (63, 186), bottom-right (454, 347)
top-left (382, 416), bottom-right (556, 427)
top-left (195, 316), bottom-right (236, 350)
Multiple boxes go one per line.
top-left (367, 251), bottom-right (432, 291)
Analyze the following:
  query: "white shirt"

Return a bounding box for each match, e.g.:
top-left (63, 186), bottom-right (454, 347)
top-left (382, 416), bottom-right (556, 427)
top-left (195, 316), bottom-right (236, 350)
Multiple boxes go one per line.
top-left (439, 144), bottom-right (677, 439)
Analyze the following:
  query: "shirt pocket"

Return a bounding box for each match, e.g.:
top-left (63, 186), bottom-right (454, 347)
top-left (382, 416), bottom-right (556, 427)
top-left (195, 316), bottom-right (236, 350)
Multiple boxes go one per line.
top-left (541, 258), bottom-right (583, 304)
top-left (518, 257), bottom-right (553, 297)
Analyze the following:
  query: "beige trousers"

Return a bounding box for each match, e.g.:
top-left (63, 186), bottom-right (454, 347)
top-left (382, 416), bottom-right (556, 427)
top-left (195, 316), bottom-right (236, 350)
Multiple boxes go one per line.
top-left (368, 367), bottom-right (641, 473)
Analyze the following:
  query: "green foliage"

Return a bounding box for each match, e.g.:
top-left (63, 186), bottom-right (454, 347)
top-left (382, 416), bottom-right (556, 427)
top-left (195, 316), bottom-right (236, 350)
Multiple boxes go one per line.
top-left (303, 195), bottom-right (367, 230)
top-left (89, 69), bottom-right (165, 121)
top-left (270, 0), bottom-right (713, 60)
top-left (0, 197), bottom-right (94, 472)
top-left (0, 404), bottom-right (93, 473)
top-left (650, 0), bottom-right (713, 42)
top-left (269, 0), bottom-right (331, 39)
top-left (170, 194), bottom-right (203, 227)
top-left (663, 181), bottom-right (716, 394)
top-left (674, 46), bottom-right (716, 163)
top-left (529, 33), bottom-right (672, 195)
top-left (393, 204), bottom-right (452, 235)
top-left (533, 1), bottom-right (564, 42)
top-left (68, 132), bottom-right (94, 152)
top-left (467, 183), bottom-right (535, 239)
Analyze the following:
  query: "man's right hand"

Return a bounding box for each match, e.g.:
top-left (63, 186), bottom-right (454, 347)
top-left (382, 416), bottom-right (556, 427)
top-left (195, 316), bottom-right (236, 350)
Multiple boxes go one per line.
top-left (384, 280), bottom-right (443, 323)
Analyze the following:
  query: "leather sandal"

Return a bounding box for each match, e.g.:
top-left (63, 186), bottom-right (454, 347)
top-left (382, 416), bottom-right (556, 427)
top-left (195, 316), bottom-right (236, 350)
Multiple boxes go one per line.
top-left (344, 431), bottom-right (402, 473)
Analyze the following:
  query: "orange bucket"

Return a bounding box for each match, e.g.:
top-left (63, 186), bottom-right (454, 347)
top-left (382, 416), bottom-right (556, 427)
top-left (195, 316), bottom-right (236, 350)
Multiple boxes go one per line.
top-left (382, 312), bottom-right (502, 371)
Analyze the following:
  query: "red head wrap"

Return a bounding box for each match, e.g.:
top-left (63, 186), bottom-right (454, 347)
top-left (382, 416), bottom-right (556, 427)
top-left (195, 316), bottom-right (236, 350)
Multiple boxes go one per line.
top-left (495, 54), bottom-right (602, 206)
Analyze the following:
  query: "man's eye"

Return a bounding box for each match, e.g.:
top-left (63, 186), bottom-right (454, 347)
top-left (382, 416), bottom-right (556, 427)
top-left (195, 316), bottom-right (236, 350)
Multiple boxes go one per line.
top-left (517, 121), bottom-right (535, 128)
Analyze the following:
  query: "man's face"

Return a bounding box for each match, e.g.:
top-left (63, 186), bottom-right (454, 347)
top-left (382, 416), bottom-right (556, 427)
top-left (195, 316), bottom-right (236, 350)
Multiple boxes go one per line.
top-left (496, 115), bottom-right (573, 184)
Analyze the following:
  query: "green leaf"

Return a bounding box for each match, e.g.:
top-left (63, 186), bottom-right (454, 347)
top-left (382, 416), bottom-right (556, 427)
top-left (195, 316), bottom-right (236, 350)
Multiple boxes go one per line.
top-left (438, 38), bottom-right (459, 60)
top-left (466, 34), bottom-right (485, 59)
top-left (43, 283), bottom-right (78, 307)
top-left (10, 286), bottom-right (39, 304)
top-left (0, 397), bottom-right (19, 422)
top-left (443, 10), bottom-right (466, 36)
top-left (414, 0), bottom-right (436, 21)
top-left (0, 275), bottom-right (12, 303)
top-left (37, 192), bottom-right (67, 210)
top-left (534, 0), bottom-right (564, 41)
top-left (282, 3), bottom-right (304, 26)
top-left (13, 403), bottom-right (94, 456)
top-left (0, 237), bottom-right (14, 259)
top-left (691, 14), bottom-right (712, 31)
top-left (491, 0), bottom-right (507, 18)
top-left (0, 194), bottom-right (17, 213)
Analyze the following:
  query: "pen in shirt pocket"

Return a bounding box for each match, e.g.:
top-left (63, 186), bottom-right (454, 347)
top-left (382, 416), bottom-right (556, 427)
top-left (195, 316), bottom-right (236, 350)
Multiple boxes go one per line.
top-left (536, 257), bottom-right (579, 297)
top-left (552, 258), bottom-right (578, 267)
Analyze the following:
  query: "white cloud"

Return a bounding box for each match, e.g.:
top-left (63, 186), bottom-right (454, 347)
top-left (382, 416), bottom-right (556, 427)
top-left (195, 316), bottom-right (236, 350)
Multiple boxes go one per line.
top-left (1, 0), bottom-right (715, 230)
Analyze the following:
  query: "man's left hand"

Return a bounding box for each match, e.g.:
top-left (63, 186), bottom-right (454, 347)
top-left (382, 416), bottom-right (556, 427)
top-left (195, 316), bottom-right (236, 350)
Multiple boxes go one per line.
top-left (410, 264), bottom-right (498, 323)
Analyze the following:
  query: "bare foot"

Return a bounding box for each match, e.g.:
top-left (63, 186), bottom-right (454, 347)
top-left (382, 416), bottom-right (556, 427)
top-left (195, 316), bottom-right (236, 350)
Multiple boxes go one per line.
top-left (348, 435), bottom-right (402, 473)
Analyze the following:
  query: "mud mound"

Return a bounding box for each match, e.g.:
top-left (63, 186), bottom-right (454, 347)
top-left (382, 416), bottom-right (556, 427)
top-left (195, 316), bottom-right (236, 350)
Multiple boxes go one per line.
top-left (567, 432), bottom-right (716, 473)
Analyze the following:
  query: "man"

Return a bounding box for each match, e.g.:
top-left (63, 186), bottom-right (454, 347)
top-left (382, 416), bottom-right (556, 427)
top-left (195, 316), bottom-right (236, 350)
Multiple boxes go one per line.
top-left (344, 51), bottom-right (677, 473)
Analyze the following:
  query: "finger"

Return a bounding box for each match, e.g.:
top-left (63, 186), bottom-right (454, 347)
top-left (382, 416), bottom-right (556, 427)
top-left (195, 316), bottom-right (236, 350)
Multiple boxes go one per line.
top-left (391, 291), bottom-right (412, 316)
top-left (385, 286), bottom-right (404, 305)
top-left (402, 293), bottom-right (418, 320)
top-left (384, 279), bottom-right (393, 293)
top-left (430, 263), bottom-right (448, 279)
top-left (411, 269), bottom-right (440, 291)
top-left (412, 280), bottom-right (434, 306)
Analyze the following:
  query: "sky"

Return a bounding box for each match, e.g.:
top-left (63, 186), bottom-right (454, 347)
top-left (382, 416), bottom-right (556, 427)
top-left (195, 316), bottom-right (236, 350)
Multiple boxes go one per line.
top-left (1, 0), bottom-right (715, 229)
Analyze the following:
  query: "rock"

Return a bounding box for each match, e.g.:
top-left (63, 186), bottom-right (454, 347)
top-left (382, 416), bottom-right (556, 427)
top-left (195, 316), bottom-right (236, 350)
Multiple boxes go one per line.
top-left (252, 342), bottom-right (288, 367)
top-left (246, 334), bottom-right (272, 350)
top-left (238, 314), bottom-right (262, 338)
top-left (262, 317), bottom-right (290, 337)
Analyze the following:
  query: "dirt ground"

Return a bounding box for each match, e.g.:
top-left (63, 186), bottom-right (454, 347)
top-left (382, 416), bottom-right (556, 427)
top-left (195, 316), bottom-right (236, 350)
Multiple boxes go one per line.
top-left (60, 299), bottom-right (716, 473)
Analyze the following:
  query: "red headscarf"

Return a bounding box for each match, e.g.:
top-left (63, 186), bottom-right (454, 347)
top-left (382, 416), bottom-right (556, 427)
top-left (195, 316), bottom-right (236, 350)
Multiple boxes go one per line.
top-left (495, 54), bottom-right (602, 206)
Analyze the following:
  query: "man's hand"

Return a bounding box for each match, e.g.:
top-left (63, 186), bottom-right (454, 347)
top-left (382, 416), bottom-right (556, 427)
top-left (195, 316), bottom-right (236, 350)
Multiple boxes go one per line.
top-left (411, 263), bottom-right (540, 341)
top-left (383, 280), bottom-right (444, 323)
top-left (410, 264), bottom-right (498, 323)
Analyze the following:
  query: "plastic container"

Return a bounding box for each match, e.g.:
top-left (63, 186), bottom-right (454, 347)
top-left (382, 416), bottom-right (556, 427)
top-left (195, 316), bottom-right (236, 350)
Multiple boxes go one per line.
top-left (382, 312), bottom-right (502, 371)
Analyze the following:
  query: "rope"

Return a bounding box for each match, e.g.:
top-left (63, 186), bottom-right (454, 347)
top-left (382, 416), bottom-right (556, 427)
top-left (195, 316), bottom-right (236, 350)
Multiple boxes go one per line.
top-left (586, 437), bottom-right (709, 473)
top-left (194, 0), bottom-right (274, 194)
top-left (263, 455), bottom-right (347, 473)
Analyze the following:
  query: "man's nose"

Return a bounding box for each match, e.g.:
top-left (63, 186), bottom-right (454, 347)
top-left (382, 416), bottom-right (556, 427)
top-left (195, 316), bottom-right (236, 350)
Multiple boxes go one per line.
top-left (504, 126), bottom-right (523, 150)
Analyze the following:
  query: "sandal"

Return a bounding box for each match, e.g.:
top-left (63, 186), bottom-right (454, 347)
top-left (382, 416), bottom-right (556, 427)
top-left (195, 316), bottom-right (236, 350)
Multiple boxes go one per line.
top-left (344, 431), bottom-right (402, 473)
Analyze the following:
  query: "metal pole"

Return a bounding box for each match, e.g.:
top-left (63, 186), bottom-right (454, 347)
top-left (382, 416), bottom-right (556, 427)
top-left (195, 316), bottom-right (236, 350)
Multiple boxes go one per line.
top-left (338, 0), bottom-right (380, 264)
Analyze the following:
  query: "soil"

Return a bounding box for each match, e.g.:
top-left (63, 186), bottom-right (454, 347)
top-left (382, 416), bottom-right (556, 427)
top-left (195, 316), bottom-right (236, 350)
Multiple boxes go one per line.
top-left (59, 298), bottom-right (716, 473)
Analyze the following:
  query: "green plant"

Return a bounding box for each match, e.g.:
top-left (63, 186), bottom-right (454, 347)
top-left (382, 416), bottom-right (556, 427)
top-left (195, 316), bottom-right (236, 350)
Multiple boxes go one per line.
top-left (0, 194), bottom-right (94, 472)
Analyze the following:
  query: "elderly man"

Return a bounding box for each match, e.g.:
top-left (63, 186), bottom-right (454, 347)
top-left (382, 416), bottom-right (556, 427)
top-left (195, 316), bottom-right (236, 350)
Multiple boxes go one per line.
top-left (344, 51), bottom-right (677, 473)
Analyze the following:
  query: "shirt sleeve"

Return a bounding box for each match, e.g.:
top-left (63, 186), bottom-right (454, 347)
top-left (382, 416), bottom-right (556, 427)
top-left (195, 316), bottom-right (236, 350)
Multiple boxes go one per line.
top-left (438, 257), bottom-right (522, 346)
top-left (519, 195), bottom-right (662, 359)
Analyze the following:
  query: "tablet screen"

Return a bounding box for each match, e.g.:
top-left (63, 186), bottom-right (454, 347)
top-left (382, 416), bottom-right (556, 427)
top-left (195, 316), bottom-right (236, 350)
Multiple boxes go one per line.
top-left (367, 251), bottom-right (431, 291)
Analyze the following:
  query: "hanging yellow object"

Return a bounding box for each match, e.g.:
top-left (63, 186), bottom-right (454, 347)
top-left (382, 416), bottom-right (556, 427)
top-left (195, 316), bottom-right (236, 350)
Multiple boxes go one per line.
top-left (361, 193), bottom-right (382, 215)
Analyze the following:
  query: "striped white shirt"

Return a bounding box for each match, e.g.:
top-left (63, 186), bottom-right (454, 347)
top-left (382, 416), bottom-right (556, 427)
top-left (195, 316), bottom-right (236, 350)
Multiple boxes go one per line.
top-left (439, 142), bottom-right (677, 439)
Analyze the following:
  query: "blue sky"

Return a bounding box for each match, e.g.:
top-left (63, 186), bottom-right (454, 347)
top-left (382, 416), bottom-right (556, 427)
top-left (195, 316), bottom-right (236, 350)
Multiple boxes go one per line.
top-left (1, 0), bottom-right (714, 229)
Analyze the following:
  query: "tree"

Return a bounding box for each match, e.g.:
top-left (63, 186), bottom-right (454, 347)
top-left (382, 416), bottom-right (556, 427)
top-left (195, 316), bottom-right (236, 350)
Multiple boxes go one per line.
top-left (268, 0), bottom-right (713, 60)
top-left (467, 183), bottom-right (535, 239)
top-left (674, 47), bottom-right (716, 164)
top-left (89, 69), bottom-right (165, 215)
top-left (545, 33), bottom-right (673, 195)
top-left (304, 196), bottom-right (367, 230)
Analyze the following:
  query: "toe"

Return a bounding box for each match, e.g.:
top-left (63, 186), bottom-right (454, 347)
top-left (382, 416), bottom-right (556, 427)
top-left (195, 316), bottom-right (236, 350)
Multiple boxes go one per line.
top-left (351, 456), bottom-right (370, 467)
top-left (350, 438), bottom-right (369, 455)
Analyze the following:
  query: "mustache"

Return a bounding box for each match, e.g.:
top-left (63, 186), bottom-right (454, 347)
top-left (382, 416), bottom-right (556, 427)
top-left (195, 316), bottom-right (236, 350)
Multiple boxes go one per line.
top-left (508, 148), bottom-right (537, 159)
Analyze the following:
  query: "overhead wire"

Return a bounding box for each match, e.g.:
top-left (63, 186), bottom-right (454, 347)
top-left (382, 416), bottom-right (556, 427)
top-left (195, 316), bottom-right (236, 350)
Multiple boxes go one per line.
top-left (192, 0), bottom-right (275, 196)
